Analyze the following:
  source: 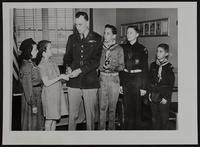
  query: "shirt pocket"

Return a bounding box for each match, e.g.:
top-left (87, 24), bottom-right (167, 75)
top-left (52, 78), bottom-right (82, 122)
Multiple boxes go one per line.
top-left (86, 41), bottom-right (97, 49)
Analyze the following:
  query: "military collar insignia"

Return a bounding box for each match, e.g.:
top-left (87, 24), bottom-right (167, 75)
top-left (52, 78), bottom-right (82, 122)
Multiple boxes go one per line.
top-left (88, 40), bottom-right (96, 43)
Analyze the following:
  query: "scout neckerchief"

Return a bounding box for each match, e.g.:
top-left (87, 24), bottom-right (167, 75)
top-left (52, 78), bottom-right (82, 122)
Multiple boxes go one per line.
top-left (156, 58), bottom-right (169, 82)
top-left (103, 41), bottom-right (117, 63)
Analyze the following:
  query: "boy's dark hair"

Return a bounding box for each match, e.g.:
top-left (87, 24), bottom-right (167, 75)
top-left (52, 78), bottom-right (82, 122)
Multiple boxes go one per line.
top-left (75, 11), bottom-right (88, 21)
top-left (105, 24), bottom-right (117, 35)
top-left (158, 43), bottom-right (169, 53)
top-left (157, 43), bottom-right (169, 59)
top-left (127, 25), bottom-right (139, 34)
top-left (35, 40), bottom-right (51, 65)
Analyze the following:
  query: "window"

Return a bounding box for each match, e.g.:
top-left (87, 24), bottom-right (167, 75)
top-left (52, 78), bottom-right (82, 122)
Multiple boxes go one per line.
top-left (14, 8), bottom-right (75, 64)
top-left (14, 9), bottom-right (43, 47)
top-left (47, 8), bottom-right (74, 55)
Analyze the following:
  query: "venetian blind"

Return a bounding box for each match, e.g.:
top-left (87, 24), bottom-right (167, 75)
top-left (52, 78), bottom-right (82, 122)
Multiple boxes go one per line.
top-left (47, 8), bottom-right (74, 55)
top-left (14, 8), bottom-right (74, 55)
top-left (15, 9), bottom-right (43, 47)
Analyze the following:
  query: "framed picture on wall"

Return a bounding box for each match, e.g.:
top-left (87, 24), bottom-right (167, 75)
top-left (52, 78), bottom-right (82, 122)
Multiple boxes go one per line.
top-left (144, 23), bottom-right (149, 35)
top-left (120, 17), bottom-right (169, 37)
top-left (150, 21), bottom-right (156, 35)
top-left (156, 21), bottom-right (161, 35)
top-left (160, 19), bottom-right (169, 35)
top-left (138, 23), bottom-right (144, 36)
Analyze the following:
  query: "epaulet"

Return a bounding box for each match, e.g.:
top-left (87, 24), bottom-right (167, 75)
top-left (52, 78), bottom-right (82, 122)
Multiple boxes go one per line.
top-left (70, 33), bottom-right (78, 39)
top-left (93, 32), bottom-right (102, 39)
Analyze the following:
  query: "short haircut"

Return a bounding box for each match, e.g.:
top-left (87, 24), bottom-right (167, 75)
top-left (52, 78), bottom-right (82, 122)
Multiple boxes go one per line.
top-left (75, 11), bottom-right (89, 21)
top-left (158, 43), bottom-right (169, 53)
top-left (105, 24), bottom-right (117, 35)
top-left (127, 25), bottom-right (139, 34)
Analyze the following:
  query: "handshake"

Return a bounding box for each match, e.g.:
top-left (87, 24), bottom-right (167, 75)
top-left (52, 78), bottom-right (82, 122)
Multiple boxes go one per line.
top-left (59, 74), bottom-right (70, 81)
top-left (59, 67), bottom-right (82, 81)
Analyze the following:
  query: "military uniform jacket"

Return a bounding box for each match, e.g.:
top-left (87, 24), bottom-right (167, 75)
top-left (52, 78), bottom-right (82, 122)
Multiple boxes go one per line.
top-left (120, 41), bottom-right (148, 89)
top-left (63, 31), bottom-right (102, 89)
top-left (149, 61), bottom-right (175, 101)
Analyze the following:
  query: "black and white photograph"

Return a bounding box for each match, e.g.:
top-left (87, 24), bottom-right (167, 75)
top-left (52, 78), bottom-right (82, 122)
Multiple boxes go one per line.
top-left (2, 1), bottom-right (198, 145)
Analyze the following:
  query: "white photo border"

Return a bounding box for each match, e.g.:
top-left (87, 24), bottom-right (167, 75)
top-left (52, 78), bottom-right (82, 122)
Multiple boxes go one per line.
top-left (2, 2), bottom-right (198, 145)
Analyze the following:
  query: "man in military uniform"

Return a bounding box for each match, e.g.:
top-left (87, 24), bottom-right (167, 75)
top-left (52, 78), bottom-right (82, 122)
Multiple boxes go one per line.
top-left (120, 26), bottom-right (148, 130)
top-left (63, 12), bottom-right (102, 130)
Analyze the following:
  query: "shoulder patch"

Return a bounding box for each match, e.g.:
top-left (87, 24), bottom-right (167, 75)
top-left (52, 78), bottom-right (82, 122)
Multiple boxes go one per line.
top-left (170, 64), bottom-right (174, 69)
top-left (144, 48), bottom-right (148, 54)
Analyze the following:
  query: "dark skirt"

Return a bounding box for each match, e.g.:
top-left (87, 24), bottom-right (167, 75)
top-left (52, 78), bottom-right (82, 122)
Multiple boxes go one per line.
top-left (21, 87), bottom-right (44, 130)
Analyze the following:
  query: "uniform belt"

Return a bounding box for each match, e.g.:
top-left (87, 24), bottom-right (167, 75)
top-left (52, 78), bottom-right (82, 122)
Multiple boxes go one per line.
top-left (124, 69), bottom-right (142, 73)
top-left (33, 84), bottom-right (42, 87)
top-left (100, 72), bottom-right (119, 76)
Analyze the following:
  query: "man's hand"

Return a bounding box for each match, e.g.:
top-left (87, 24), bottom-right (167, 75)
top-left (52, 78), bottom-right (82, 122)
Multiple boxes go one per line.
top-left (66, 67), bottom-right (72, 74)
top-left (140, 89), bottom-right (147, 96)
top-left (160, 98), bottom-right (167, 104)
top-left (69, 68), bottom-right (82, 78)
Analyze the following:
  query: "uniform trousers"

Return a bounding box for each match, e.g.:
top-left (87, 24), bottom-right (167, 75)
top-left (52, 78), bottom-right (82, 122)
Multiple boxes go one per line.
top-left (98, 73), bottom-right (120, 130)
top-left (68, 87), bottom-right (98, 130)
top-left (122, 72), bottom-right (143, 130)
top-left (150, 101), bottom-right (170, 130)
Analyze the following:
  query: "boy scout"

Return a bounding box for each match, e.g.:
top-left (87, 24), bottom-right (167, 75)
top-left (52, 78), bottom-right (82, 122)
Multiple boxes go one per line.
top-left (120, 26), bottom-right (148, 130)
top-left (149, 43), bottom-right (175, 130)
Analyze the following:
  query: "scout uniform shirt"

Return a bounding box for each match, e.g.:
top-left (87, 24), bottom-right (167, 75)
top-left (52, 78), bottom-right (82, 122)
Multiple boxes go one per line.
top-left (149, 60), bottom-right (175, 102)
top-left (120, 41), bottom-right (148, 89)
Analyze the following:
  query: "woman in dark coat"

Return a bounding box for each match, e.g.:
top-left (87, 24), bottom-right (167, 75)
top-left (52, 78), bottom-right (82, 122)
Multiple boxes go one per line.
top-left (19, 38), bottom-right (44, 130)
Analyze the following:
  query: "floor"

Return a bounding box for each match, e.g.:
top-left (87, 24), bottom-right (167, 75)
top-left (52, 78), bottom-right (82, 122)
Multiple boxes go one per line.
top-left (12, 95), bottom-right (177, 131)
top-left (56, 101), bottom-right (177, 130)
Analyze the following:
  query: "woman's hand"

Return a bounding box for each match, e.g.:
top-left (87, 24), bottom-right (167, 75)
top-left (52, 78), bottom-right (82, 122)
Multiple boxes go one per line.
top-left (60, 74), bottom-right (69, 81)
top-left (32, 107), bottom-right (38, 114)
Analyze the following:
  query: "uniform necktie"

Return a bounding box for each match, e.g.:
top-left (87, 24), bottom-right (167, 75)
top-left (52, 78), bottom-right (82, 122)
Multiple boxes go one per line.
top-left (81, 34), bottom-right (85, 41)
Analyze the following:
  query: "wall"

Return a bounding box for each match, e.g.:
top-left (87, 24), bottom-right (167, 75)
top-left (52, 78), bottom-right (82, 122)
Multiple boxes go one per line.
top-left (93, 9), bottom-right (116, 36)
top-left (92, 8), bottom-right (178, 101)
top-left (116, 8), bottom-right (178, 87)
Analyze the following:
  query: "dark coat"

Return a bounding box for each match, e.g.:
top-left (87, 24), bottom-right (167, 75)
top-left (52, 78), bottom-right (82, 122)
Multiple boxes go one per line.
top-left (63, 31), bottom-right (102, 89)
top-left (149, 61), bottom-right (175, 102)
top-left (19, 60), bottom-right (44, 130)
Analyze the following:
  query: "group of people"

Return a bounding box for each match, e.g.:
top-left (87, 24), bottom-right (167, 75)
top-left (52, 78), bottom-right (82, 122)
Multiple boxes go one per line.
top-left (18, 11), bottom-right (175, 131)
